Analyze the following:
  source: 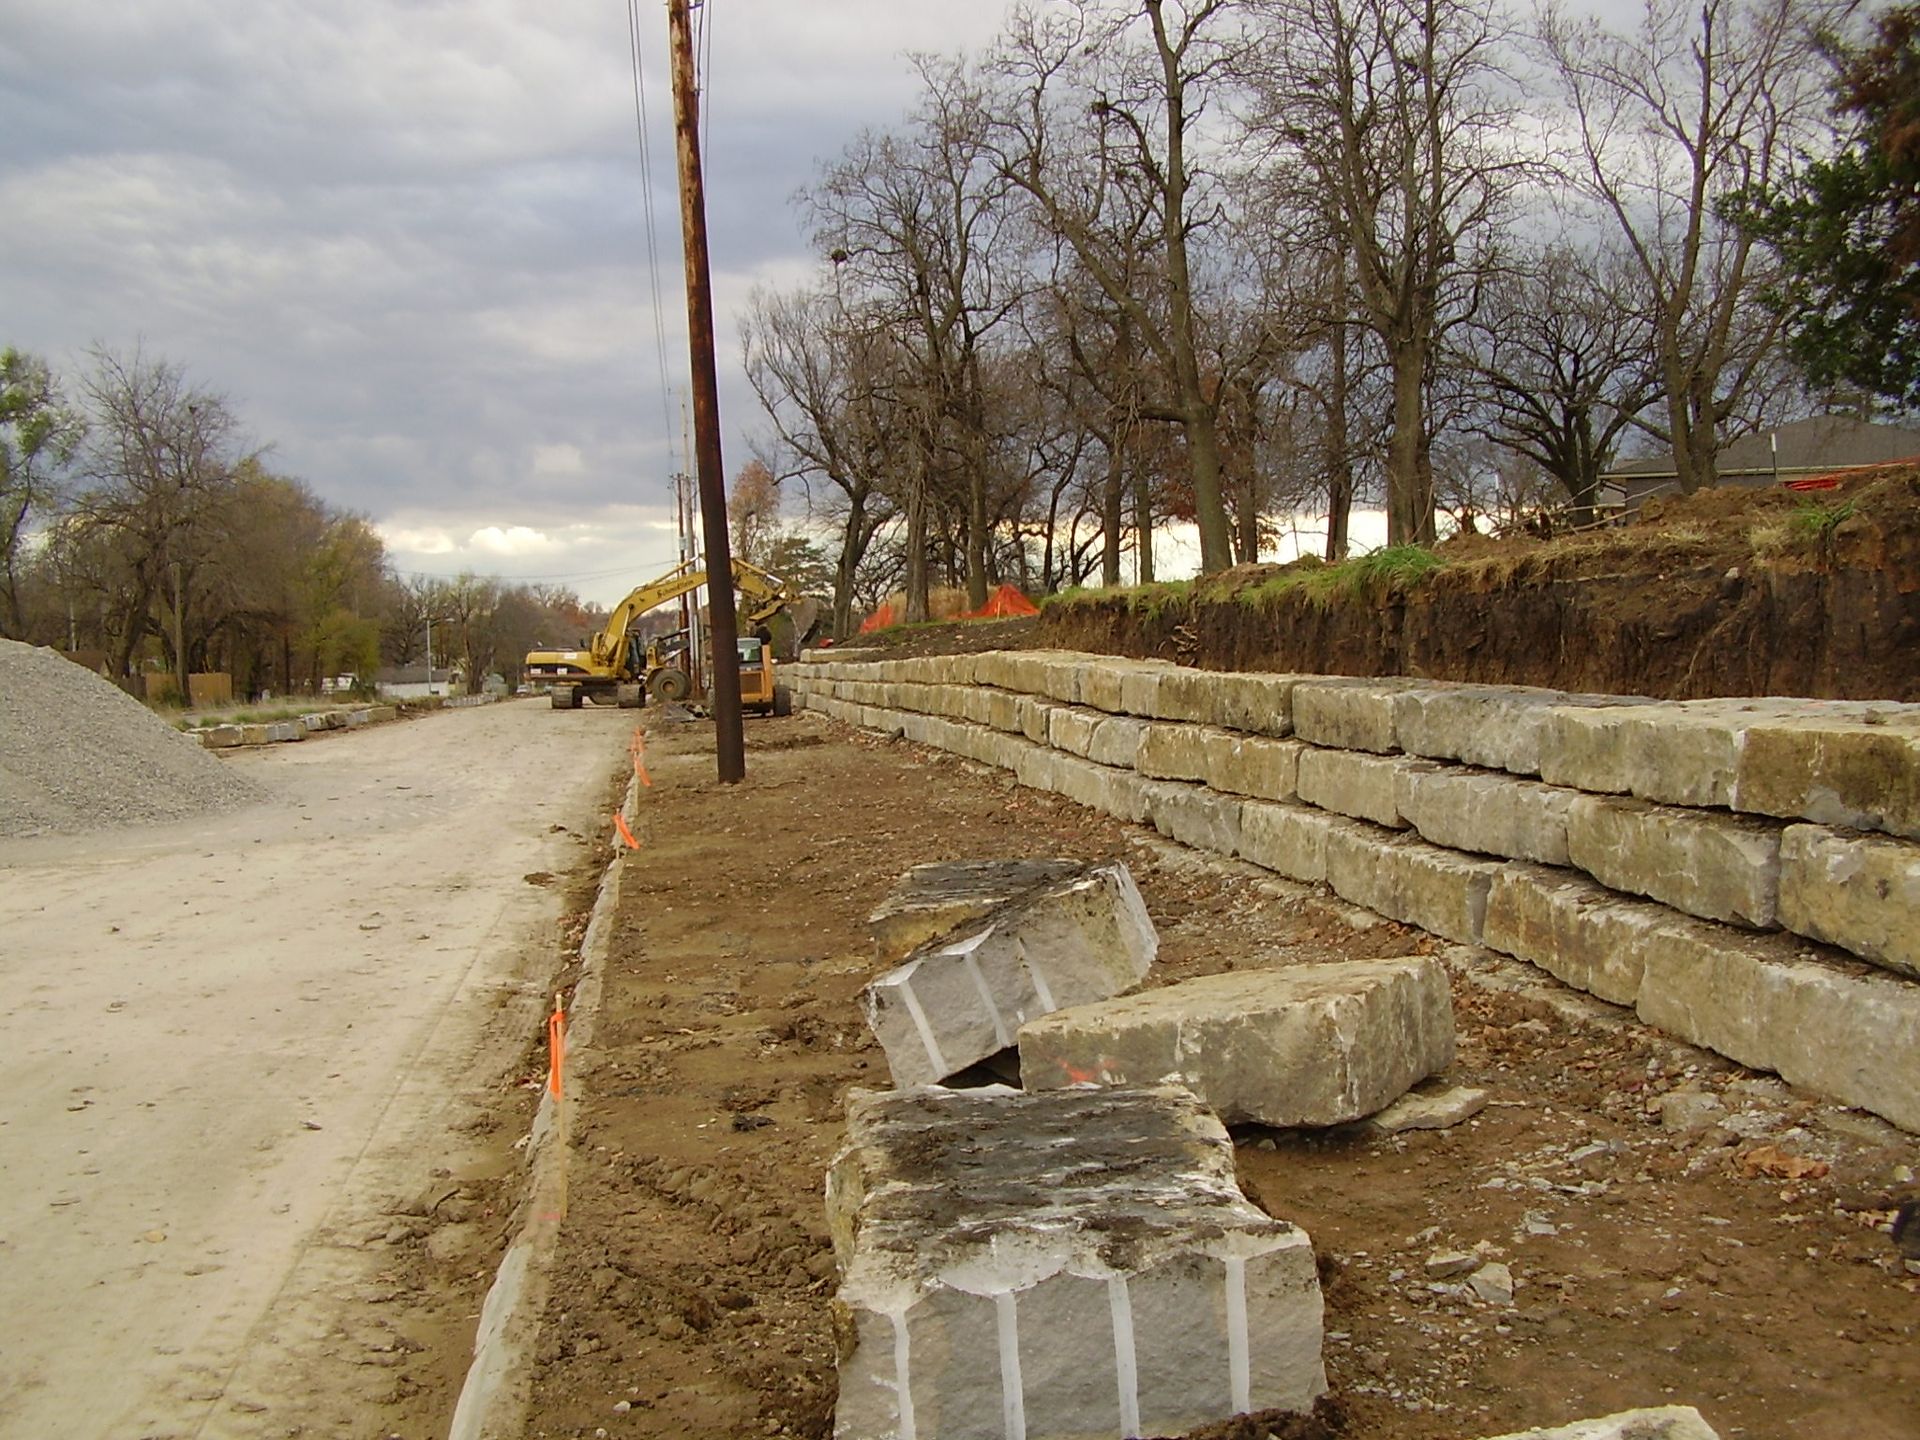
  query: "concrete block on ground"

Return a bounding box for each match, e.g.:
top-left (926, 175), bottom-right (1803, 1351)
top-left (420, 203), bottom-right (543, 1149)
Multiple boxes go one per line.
top-left (1141, 780), bottom-right (1245, 857)
top-left (862, 863), bottom-right (1158, 1086)
top-left (1323, 825), bottom-right (1502, 945)
top-left (1566, 794), bottom-right (1783, 929)
top-left (240, 723), bottom-right (270, 745)
top-left (1393, 685), bottom-right (1630, 777)
top-left (1635, 915), bottom-right (1920, 1133)
top-left (1396, 765), bottom-right (1574, 865)
top-left (1238, 802), bottom-right (1352, 885)
top-left (1473, 1408), bottom-right (1721, 1440)
top-left (1481, 864), bottom-right (1667, 1008)
top-left (1734, 708), bottom-right (1920, 840)
top-left (827, 1085), bottom-right (1328, 1440)
top-left (201, 724), bottom-right (243, 749)
top-left (1297, 746), bottom-right (1420, 829)
top-left (367, 705), bottom-right (397, 723)
top-left (300, 712), bottom-right (328, 732)
top-left (1292, 678), bottom-right (1421, 753)
top-left (1018, 957), bottom-right (1454, 1127)
top-left (343, 709), bottom-right (369, 728)
top-left (1778, 824), bottom-right (1920, 979)
top-left (869, 859), bottom-right (1090, 960)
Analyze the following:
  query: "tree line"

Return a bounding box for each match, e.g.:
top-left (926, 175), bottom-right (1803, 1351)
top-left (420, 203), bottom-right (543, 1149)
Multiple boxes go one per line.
top-left (743, 0), bottom-right (1920, 630)
top-left (0, 346), bottom-right (604, 699)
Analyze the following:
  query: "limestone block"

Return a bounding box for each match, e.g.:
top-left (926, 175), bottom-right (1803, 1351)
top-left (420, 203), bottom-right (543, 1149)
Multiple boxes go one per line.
top-left (201, 725), bottom-right (243, 749)
top-left (1393, 685), bottom-right (1629, 777)
top-left (1481, 864), bottom-right (1667, 1008)
top-left (1141, 780), bottom-right (1245, 857)
top-left (1363, 1085), bottom-right (1488, 1133)
top-left (1087, 715), bottom-right (1151, 770)
top-left (1136, 723), bottom-right (1217, 783)
top-left (1209, 733), bottom-right (1305, 803)
top-left (988, 688), bottom-right (1027, 733)
top-left (828, 1085), bottom-right (1328, 1440)
top-left (1149, 667), bottom-right (1222, 726)
top-left (1734, 709), bottom-right (1920, 840)
top-left (240, 723), bottom-right (270, 744)
top-left (1050, 753), bottom-right (1153, 825)
top-left (862, 863), bottom-right (1158, 1086)
top-left (1019, 695), bottom-right (1056, 745)
top-left (1238, 802), bottom-right (1349, 885)
top-left (1566, 794), bottom-right (1783, 929)
top-left (1538, 698), bottom-right (1813, 807)
top-left (1292, 678), bottom-right (1421, 753)
top-left (266, 720), bottom-right (305, 742)
top-left (869, 859), bottom-right (1090, 960)
top-left (300, 713), bottom-right (328, 732)
top-left (1395, 765), bottom-right (1574, 865)
top-left (1018, 957), bottom-right (1454, 1127)
top-left (960, 687), bottom-right (996, 726)
top-left (1634, 917), bottom-right (1920, 1132)
top-left (1078, 658), bottom-right (1174, 716)
top-left (1047, 706), bottom-right (1104, 759)
top-left (1482, 864), bottom-right (1666, 1006)
top-left (1296, 746), bottom-right (1418, 829)
top-left (367, 705), bottom-right (397, 723)
top-left (1778, 824), bottom-right (1920, 979)
top-left (1323, 825), bottom-right (1502, 945)
top-left (1474, 1409), bottom-right (1721, 1440)
top-left (343, 709), bottom-right (369, 728)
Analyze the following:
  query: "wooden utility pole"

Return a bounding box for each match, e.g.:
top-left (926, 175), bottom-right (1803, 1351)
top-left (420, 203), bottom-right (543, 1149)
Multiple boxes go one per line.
top-left (667, 0), bottom-right (744, 782)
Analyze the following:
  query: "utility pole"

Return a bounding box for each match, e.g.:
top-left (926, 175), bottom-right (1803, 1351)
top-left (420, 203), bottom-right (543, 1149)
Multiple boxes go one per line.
top-left (667, 0), bottom-right (744, 783)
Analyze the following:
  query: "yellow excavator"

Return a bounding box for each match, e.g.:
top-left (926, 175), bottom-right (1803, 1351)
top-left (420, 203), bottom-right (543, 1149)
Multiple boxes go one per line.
top-left (524, 556), bottom-right (815, 711)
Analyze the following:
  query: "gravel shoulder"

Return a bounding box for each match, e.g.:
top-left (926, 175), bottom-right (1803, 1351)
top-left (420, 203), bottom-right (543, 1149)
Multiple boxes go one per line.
top-left (527, 710), bottom-right (1918, 1440)
top-left (0, 700), bottom-right (628, 1439)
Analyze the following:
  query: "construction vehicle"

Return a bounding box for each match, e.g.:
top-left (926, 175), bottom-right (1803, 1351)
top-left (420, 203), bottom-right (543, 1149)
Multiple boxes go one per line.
top-left (524, 556), bottom-right (809, 711)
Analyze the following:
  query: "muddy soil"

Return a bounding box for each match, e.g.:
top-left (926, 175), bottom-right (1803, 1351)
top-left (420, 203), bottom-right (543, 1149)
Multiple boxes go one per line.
top-left (525, 711), bottom-right (1918, 1440)
top-left (1035, 467), bottom-right (1920, 701)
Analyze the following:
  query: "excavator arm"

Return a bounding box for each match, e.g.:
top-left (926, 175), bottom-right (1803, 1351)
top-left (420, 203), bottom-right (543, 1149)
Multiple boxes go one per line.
top-left (584, 557), bottom-right (803, 668)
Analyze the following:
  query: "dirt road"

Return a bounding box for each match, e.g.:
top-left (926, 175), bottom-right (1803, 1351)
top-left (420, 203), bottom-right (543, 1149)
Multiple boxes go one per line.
top-left (528, 710), bottom-right (1918, 1440)
top-left (0, 700), bottom-right (628, 1440)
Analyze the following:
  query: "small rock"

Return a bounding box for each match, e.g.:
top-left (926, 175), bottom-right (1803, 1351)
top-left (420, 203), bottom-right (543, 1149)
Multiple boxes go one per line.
top-left (1657, 1091), bottom-right (1726, 1134)
top-left (1425, 1250), bottom-right (1479, 1279)
top-left (613, 1400), bottom-right (632, 1413)
top-left (1469, 1261), bottom-right (1515, 1306)
top-left (1364, 1085), bottom-right (1488, 1134)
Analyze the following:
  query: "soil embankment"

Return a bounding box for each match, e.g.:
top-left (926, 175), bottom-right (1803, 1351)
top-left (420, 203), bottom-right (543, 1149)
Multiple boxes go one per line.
top-left (1037, 467), bottom-right (1920, 701)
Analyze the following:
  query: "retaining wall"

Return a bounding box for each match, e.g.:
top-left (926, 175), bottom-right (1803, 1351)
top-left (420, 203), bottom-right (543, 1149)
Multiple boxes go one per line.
top-left (787, 650), bottom-right (1920, 1132)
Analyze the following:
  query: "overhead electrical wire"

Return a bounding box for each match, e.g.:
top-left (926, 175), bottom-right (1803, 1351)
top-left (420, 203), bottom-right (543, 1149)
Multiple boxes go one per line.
top-left (626, 0), bottom-right (683, 483)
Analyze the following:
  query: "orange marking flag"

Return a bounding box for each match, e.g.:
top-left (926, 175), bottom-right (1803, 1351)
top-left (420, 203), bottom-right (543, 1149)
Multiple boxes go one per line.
top-left (629, 727), bottom-right (652, 787)
top-left (613, 811), bottom-right (640, 849)
top-left (547, 995), bottom-right (566, 1098)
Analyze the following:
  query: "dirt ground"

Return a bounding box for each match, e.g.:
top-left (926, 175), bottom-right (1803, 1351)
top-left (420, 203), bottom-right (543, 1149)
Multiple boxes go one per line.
top-left (524, 709), bottom-right (1919, 1440)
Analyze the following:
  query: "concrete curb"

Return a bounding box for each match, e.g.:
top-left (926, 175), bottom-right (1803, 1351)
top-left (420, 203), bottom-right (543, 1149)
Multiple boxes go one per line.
top-left (447, 772), bottom-right (639, 1440)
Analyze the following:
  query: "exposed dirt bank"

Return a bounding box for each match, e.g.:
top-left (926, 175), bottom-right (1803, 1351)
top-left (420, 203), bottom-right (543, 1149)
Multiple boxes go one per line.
top-left (1033, 468), bottom-right (1920, 701)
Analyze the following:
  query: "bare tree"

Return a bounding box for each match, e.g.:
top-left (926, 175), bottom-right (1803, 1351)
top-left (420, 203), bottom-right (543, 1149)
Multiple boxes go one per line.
top-left (1, 349), bottom-right (85, 638)
top-left (1243, 0), bottom-right (1527, 545)
top-left (1538, 0), bottom-right (1848, 492)
top-left (986, 0), bottom-right (1244, 573)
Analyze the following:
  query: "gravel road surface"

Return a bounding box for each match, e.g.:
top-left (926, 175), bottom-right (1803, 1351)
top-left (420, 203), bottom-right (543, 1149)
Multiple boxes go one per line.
top-left (0, 700), bottom-right (628, 1439)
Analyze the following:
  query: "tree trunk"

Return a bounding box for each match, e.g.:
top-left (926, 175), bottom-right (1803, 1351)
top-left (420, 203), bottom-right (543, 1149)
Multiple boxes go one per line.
top-left (1134, 447), bottom-right (1155, 585)
top-left (1100, 435), bottom-right (1125, 587)
top-left (904, 450), bottom-right (931, 624)
top-left (1385, 336), bottom-right (1436, 545)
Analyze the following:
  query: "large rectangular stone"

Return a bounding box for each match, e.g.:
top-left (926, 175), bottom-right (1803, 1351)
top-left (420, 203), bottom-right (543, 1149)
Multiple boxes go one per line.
top-left (862, 863), bottom-right (1158, 1086)
top-left (1396, 766), bottom-right (1574, 865)
top-left (1140, 780), bottom-right (1245, 857)
top-left (1239, 802), bottom-right (1349, 885)
top-left (1138, 725), bottom-right (1303, 803)
top-left (1323, 826), bottom-right (1503, 945)
top-left (869, 860), bottom-right (1090, 960)
top-left (1297, 747), bottom-right (1418, 828)
top-left (1018, 957), bottom-right (1455, 1127)
top-left (1048, 753), bottom-right (1153, 825)
top-left (1393, 685), bottom-right (1628, 776)
top-left (1148, 668), bottom-right (1296, 737)
top-left (1538, 698), bottom-right (1825, 808)
top-left (1477, 1408), bottom-right (1722, 1440)
top-left (1778, 824), bottom-right (1920, 979)
top-left (1046, 706), bottom-right (1104, 759)
top-left (1086, 715), bottom-right (1150, 770)
top-left (1481, 864), bottom-right (1667, 1007)
top-left (1733, 709), bottom-right (1920, 840)
top-left (827, 1085), bottom-right (1328, 1440)
top-left (1292, 678), bottom-right (1422, 753)
top-left (1634, 917), bottom-right (1920, 1133)
top-left (1565, 794), bottom-right (1783, 929)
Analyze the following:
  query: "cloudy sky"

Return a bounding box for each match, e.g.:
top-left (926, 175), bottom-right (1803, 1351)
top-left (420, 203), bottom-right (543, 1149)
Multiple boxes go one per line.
top-left (0, 2), bottom-right (1015, 606)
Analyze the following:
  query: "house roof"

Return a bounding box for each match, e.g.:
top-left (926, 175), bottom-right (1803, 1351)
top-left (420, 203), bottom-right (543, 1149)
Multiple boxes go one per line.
top-left (1604, 415), bottom-right (1920, 481)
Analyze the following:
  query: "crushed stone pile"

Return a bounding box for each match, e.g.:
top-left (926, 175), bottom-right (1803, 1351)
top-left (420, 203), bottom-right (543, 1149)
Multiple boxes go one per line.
top-left (0, 640), bottom-right (267, 838)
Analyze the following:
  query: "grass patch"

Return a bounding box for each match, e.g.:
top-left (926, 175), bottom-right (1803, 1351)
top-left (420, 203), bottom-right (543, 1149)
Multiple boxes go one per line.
top-left (1236, 546), bottom-right (1444, 609)
top-left (1789, 497), bottom-right (1856, 541)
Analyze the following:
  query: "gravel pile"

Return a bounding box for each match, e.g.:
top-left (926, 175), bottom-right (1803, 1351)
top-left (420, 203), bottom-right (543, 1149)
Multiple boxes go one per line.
top-left (0, 640), bottom-right (267, 838)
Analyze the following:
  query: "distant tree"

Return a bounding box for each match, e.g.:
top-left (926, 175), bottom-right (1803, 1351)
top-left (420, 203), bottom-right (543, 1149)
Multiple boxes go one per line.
top-left (729, 458), bottom-right (782, 566)
top-left (763, 530), bottom-right (837, 595)
top-left (439, 573), bottom-right (502, 696)
top-left (0, 349), bottom-right (85, 638)
top-left (1729, 4), bottom-right (1920, 411)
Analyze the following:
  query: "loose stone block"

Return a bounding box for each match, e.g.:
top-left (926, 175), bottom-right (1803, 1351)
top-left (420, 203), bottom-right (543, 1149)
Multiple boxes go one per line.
top-left (869, 859), bottom-right (1090, 960)
top-left (240, 723), bottom-right (270, 744)
top-left (1481, 864), bottom-right (1666, 1008)
top-left (1634, 916), bottom-right (1920, 1132)
top-left (1395, 765), bottom-right (1574, 866)
top-left (1474, 1409), bottom-right (1721, 1440)
top-left (1778, 824), bottom-right (1920, 980)
top-left (1363, 1084), bottom-right (1489, 1133)
top-left (201, 725), bottom-right (243, 749)
top-left (1734, 709), bottom-right (1920, 840)
top-left (1323, 826), bottom-right (1502, 945)
top-left (1141, 780), bottom-right (1245, 857)
top-left (1297, 747), bottom-right (1417, 829)
top-left (1018, 957), bottom-right (1454, 1127)
top-left (1565, 794), bottom-right (1782, 929)
top-left (862, 864), bottom-right (1158, 1087)
top-left (827, 1085), bottom-right (1328, 1440)
top-left (1292, 678), bottom-right (1420, 753)
top-left (1239, 802), bottom-right (1346, 885)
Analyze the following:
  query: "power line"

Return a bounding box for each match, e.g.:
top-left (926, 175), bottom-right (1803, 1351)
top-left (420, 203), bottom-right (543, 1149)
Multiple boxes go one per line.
top-left (627, 0), bottom-right (683, 484)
